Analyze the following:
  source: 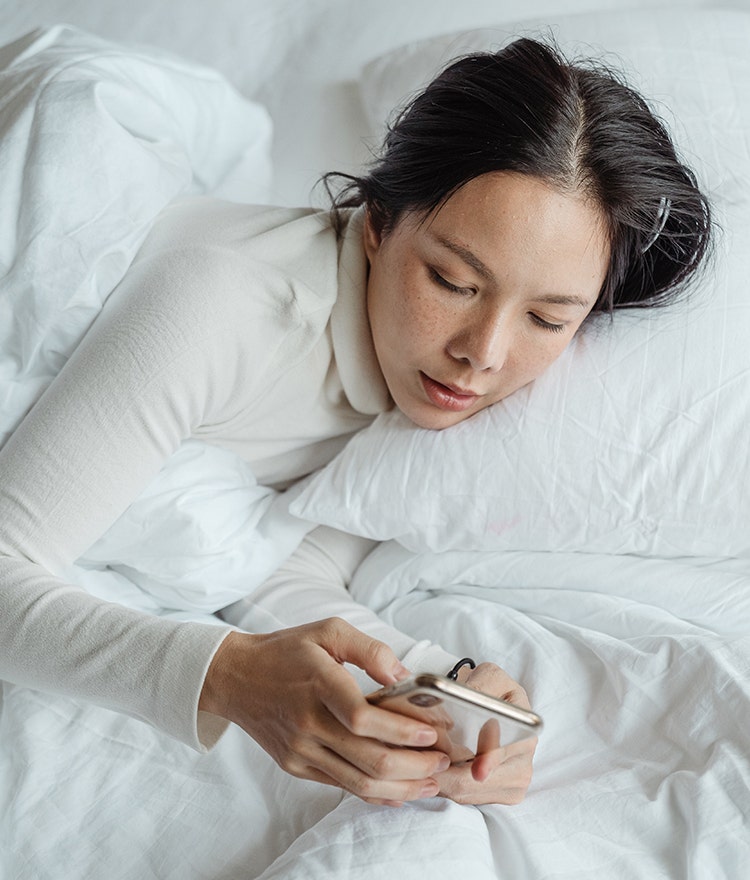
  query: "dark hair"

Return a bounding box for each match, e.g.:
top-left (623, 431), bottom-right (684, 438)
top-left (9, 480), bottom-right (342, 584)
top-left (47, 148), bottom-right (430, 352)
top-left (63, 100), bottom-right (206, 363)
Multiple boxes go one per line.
top-left (324, 37), bottom-right (712, 313)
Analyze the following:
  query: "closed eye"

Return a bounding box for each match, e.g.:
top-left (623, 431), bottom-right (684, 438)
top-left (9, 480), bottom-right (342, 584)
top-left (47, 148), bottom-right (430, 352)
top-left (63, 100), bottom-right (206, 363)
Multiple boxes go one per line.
top-left (429, 267), bottom-right (474, 296)
top-left (529, 313), bottom-right (566, 333)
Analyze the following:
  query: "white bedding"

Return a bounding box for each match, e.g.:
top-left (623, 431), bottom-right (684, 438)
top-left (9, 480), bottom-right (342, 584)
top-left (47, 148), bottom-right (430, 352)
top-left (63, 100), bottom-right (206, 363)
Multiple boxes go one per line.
top-left (6, 542), bottom-right (748, 879)
top-left (351, 544), bottom-right (750, 878)
top-left (1, 2), bottom-right (749, 878)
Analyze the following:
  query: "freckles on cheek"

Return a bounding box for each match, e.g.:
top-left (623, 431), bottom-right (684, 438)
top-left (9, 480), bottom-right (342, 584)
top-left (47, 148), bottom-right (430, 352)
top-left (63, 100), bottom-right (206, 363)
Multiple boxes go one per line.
top-left (417, 276), bottom-right (457, 322)
top-left (525, 340), bottom-right (567, 380)
top-left (396, 287), bottom-right (429, 331)
top-left (539, 336), bottom-right (576, 374)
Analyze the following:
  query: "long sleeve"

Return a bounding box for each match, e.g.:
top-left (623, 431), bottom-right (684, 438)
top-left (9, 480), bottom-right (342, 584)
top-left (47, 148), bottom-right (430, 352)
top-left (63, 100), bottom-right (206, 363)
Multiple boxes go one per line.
top-left (0, 197), bottom-right (391, 749)
top-left (0, 219), bottom-right (285, 750)
top-left (219, 525), bottom-right (459, 692)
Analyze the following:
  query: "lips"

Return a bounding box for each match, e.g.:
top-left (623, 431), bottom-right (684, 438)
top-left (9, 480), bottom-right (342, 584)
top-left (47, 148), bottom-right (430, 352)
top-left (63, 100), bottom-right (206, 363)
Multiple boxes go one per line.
top-left (420, 372), bottom-right (480, 412)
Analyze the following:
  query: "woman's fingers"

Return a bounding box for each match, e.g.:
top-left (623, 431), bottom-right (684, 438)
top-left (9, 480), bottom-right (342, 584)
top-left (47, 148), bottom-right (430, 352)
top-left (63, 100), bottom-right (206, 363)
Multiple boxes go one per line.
top-left (470, 719), bottom-right (502, 782)
top-left (316, 654), bottom-right (438, 748)
top-left (204, 619), bottom-right (538, 806)
top-left (477, 718), bottom-right (501, 753)
top-left (295, 741), bottom-right (445, 804)
top-left (297, 617), bottom-right (440, 749)
top-left (471, 733), bottom-right (537, 783)
top-left (446, 660), bottom-right (538, 799)
top-left (315, 616), bottom-right (412, 686)
top-left (203, 621), bottom-right (539, 806)
top-left (460, 661), bottom-right (531, 709)
top-left (290, 760), bottom-right (437, 807)
top-left (201, 619), bottom-right (449, 803)
top-left (436, 746), bottom-right (535, 805)
top-left (261, 680), bottom-right (449, 801)
top-left (310, 697), bottom-right (451, 781)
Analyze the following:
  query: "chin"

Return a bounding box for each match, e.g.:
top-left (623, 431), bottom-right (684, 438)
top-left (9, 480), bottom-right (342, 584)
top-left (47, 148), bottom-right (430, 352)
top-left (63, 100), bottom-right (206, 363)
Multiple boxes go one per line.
top-left (400, 403), bottom-right (480, 431)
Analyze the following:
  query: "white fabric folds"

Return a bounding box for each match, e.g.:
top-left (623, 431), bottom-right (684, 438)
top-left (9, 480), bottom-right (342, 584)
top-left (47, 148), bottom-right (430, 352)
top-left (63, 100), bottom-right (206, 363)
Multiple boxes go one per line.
top-left (0, 24), bottom-right (272, 447)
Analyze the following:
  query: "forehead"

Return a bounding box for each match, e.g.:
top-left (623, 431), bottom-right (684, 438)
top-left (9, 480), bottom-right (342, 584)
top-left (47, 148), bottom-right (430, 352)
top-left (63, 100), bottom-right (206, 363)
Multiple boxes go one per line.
top-left (400, 172), bottom-right (610, 297)
top-left (427, 172), bottom-right (604, 234)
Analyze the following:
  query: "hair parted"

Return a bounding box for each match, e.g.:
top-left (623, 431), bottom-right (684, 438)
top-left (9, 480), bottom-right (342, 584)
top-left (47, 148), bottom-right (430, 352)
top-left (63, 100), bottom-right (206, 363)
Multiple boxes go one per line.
top-left (323, 37), bottom-right (712, 313)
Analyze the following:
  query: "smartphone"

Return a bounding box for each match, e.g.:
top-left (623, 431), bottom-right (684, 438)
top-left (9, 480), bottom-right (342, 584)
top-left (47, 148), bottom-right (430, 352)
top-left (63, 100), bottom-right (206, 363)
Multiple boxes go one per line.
top-left (367, 673), bottom-right (542, 764)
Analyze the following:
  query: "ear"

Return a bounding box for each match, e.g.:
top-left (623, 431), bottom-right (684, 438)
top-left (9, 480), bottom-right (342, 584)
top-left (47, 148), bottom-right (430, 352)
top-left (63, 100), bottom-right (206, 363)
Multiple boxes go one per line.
top-left (362, 208), bottom-right (382, 262)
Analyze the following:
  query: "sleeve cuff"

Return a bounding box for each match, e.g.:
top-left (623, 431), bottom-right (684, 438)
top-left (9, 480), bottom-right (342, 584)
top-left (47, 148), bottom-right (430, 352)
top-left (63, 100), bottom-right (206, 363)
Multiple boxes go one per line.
top-left (400, 640), bottom-right (461, 677)
top-left (155, 621), bottom-right (234, 752)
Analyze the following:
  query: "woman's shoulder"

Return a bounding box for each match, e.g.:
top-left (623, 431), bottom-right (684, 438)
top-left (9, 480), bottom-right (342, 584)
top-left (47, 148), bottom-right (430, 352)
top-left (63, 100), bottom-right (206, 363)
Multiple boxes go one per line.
top-left (102, 198), bottom-right (349, 371)
top-left (142, 198), bottom-right (335, 266)
top-left (133, 197), bottom-right (344, 312)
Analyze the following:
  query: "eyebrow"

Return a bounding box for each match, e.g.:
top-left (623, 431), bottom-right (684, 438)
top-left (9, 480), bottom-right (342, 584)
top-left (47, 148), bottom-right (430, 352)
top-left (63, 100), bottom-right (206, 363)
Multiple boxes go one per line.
top-left (431, 233), bottom-right (495, 283)
top-left (429, 232), bottom-right (592, 309)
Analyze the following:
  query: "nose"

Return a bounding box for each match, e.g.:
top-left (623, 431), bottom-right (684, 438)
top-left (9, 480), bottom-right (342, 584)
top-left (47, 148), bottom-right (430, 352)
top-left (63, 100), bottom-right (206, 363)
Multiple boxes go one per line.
top-left (446, 306), bottom-right (510, 373)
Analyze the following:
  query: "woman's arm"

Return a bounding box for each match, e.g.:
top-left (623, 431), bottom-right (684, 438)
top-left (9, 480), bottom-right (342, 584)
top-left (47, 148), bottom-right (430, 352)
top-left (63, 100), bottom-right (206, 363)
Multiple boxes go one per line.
top-left (0, 224), bottom-right (453, 799)
top-left (0, 247), bottom-right (248, 748)
top-left (0, 555), bottom-right (231, 747)
top-left (219, 526), bottom-right (461, 685)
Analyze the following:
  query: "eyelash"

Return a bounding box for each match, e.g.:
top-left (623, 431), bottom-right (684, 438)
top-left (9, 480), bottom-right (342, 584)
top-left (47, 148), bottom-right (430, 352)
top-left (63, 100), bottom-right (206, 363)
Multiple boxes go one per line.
top-left (430, 266), bottom-right (567, 333)
top-left (429, 267), bottom-right (473, 296)
top-left (529, 314), bottom-right (566, 333)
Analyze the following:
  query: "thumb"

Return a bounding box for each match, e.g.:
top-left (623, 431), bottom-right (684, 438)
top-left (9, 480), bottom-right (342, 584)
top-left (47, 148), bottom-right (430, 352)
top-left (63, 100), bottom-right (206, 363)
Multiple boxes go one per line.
top-left (320, 618), bottom-right (411, 686)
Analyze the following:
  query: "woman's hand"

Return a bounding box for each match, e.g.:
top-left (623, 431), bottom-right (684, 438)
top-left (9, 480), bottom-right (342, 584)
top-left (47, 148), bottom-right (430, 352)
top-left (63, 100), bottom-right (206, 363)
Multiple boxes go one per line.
top-left (434, 662), bottom-right (537, 806)
top-left (199, 618), bottom-right (450, 806)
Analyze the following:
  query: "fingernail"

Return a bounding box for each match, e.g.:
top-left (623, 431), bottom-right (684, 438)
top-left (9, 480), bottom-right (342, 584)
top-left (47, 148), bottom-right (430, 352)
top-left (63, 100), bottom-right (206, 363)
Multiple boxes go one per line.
top-left (437, 755), bottom-right (451, 772)
top-left (420, 781), bottom-right (439, 798)
top-left (412, 728), bottom-right (437, 746)
top-left (392, 663), bottom-right (410, 681)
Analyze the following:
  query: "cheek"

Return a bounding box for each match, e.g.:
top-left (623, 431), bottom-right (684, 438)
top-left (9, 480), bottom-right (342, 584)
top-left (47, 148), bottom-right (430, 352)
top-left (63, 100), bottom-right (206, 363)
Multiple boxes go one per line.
top-left (402, 292), bottom-right (443, 337)
top-left (370, 254), bottom-right (414, 325)
top-left (385, 272), bottom-right (444, 342)
top-left (517, 330), bottom-right (576, 380)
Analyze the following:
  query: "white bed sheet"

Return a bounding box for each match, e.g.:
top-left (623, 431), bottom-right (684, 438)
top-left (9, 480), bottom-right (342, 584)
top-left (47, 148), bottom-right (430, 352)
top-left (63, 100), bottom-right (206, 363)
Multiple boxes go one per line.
top-left (1, 2), bottom-right (749, 878)
top-left (262, 541), bottom-right (750, 879)
top-left (5, 540), bottom-right (748, 879)
top-left (348, 543), bottom-right (750, 878)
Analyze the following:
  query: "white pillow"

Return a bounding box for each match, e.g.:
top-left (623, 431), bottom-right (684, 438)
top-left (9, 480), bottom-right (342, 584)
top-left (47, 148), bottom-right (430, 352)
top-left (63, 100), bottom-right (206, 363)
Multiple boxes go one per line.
top-left (0, 25), bottom-right (272, 447)
top-left (291, 9), bottom-right (750, 558)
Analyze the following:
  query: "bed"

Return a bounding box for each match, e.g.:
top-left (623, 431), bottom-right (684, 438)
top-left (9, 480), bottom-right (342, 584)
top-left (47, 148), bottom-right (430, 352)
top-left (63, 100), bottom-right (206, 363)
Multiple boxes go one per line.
top-left (1, 1), bottom-right (749, 877)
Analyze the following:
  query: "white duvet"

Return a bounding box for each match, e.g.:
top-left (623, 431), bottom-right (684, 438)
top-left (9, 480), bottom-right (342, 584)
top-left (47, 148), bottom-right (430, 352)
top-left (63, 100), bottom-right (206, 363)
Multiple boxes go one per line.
top-left (4, 542), bottom-right (748, 878)
top-left (255, 544), bottom-right (750, 878)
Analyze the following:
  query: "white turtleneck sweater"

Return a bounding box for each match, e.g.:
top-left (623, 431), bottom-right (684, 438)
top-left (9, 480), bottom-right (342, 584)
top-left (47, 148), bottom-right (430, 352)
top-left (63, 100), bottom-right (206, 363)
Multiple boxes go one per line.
top-left (0, 198), bottom-right (456, 752)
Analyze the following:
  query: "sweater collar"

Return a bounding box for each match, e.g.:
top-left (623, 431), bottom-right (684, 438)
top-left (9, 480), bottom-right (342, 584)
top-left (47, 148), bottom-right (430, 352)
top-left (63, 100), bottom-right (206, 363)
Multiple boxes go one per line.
top-left (330, 206), bottom-right (392, 416)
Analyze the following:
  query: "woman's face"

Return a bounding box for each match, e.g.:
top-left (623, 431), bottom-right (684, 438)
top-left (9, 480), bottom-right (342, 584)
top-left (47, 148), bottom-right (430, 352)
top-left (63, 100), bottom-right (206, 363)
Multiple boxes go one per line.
top-left (364, 171), bottom-right (611, 430)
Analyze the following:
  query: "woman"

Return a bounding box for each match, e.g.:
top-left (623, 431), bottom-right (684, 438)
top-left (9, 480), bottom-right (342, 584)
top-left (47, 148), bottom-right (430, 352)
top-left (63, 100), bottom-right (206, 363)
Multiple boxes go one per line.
top-left (0, 38), bottom-right (711, 808)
